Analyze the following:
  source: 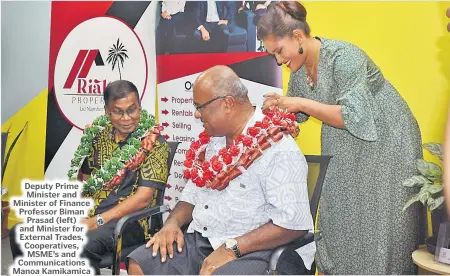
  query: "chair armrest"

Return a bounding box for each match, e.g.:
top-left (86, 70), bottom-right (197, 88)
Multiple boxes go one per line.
top-left (111, 205), bottom-right (169, 275)
top-left (113, 204), bottom-right (169, 237)
top-left (237, 10), bottom-right (256, 52)
top-left (237, 9), bottom-right (255, 27)
top-left (268, 232), bottom-right (318, 273)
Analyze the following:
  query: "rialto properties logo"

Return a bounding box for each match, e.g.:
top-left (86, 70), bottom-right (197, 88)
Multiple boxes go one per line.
top-left (54, 16), bottom-right (148, 130)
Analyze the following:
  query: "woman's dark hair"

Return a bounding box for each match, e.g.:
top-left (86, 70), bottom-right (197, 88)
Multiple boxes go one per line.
top-left (103, 80), bottom-right (140, 105)
top-left (257, 1), bottom-right (311, 40)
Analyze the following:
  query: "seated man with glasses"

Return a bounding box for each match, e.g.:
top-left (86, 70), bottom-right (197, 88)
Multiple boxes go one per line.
top-left (127, 65), bottom-right (315, 275)
top-left (9, 80), bottom-right (170, 275)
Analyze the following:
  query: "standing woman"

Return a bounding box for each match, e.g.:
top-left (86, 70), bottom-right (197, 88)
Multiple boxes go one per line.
top-left (259, 2), bottom-right (423, 274)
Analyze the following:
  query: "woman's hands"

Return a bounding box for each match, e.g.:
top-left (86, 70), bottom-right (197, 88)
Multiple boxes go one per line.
top-left (262, 93), bottom-right (302, 113)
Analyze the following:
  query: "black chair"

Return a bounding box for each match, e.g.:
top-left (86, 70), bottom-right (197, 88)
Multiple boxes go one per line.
top-left (267, 155), bottom-right (332, 275)
top-left (98, 141), bottom-right (180, 275)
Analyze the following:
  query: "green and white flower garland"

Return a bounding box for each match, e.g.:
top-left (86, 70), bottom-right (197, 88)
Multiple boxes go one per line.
top-left (67, 109), bottom-right (156, 196)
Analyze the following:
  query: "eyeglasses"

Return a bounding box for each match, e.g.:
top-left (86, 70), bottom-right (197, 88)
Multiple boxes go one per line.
top-left (108, 106), bottom-right (141, 119)
top-left (193, 96), bottom-right (229, 111)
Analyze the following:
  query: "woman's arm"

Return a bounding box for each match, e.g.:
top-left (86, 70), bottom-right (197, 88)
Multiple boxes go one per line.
top-left (263, 93), bottom-right (344, 128)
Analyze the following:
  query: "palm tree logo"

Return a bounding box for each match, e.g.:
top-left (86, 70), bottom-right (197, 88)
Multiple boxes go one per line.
top-left (106, 38), bottom-right (129, 80)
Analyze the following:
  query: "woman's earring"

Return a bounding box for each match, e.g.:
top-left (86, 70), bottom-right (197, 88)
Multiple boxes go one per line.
top-left (298, 39), bottom-right (304, 54)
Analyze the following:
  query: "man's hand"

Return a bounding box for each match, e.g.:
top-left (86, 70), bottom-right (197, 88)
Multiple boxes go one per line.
top-left (199, 246), bottom-right (237, 275)
top-left (161, 10), bottom-right (172, 20)
top-left (200, 28), bottom-right (210, 41)
top-left (255, 4), bottom-right (267, 10)
top-left (238, 6), bottom-right (245, 13)
top-left (218, 20), bottom-right (228, 25)
top-left (80, 217), bottom-right (98, 231)
top-left (146, 223), bottom-right (184, 262)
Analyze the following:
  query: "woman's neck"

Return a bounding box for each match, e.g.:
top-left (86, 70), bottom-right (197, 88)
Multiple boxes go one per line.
top-left (305, 37), bottom-right (321, 71)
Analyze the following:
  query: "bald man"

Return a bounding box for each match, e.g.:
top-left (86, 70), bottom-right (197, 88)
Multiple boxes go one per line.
top-left (127, 65), bottom-right (315, 275)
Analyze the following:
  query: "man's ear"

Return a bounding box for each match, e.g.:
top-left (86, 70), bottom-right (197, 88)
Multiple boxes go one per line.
top-left (223, 96), bottom-right (235, 112)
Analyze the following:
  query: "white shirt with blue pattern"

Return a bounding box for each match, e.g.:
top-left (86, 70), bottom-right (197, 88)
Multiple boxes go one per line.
top-left (180, 107), bottom-right (316, 269)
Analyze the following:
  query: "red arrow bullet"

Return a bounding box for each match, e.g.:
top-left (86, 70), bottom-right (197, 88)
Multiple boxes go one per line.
top-left (161, 97), bottom-right (168, 102)
top-left (162, 122), bottom-right (169, 127)
top-left (164, 195), bottom-right (172, 201)
top-left (166, 183), bottom-right (172, 189)
top-left (162, 109), bottom-right (169, 115)
top-left (164, 134), bottom-right (169, 140)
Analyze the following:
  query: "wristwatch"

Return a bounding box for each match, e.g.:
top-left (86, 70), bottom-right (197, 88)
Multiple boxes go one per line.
top-left (96, 214), bottom-right (105, 226)
top-left (224, 238), bottom-right (241, 258)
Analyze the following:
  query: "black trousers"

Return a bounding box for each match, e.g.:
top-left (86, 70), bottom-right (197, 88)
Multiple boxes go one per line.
top-left (190, 22), bottom-right (230, 53)
top-left (10, 220), bottom-right (145, 275)
top-left (128, 230), bottom-right (312, 275)
top-left (156, 12), bottom-right (185, 55)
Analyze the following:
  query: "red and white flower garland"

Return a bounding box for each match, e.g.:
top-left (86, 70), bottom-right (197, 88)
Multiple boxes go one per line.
top-left (183, 109), bottom-right (299, 190)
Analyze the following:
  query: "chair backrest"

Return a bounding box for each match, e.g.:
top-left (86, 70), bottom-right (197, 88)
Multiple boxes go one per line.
top-left (149, 141), bottom-right (180, 234)
top-left (155, 141), bottom-right (179, 205)
top-left (304, 155), bottom-right (332, 222)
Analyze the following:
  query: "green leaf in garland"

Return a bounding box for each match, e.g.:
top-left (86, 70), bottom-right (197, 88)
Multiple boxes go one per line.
top-left (69, 109), bottom-right (157, 196)
top-left (110, 157), bottom-right (120, 164)
top-left (95, 180), bottom-right (103, 189)
top-left (91, 126), bottom-right (101, 133)
top-left (71, 160), bottom-right (80, 167)
top-left (113, 150), bottom-right (121, 158)
top-left (87, 177), bottom-right (95, 185)
top-left (135, 129), bottom-right (145, 137)
top-left (121, 151), bottom-right (130, 160)
top-left (97, 117), bottom-right (108, 126)
top-left (129, 138), bottom-right (141, 148)
top-left (85, 132), bottom-right (94, 141)
top-left (96, 170), bottom-right (104, 179)
top-left (80, 147), bottom-right (90, 156)
top-left (68, 169), bottom-right (76, 177)
top-left (129, 147), bottom-right (138, 156)
top-left (127, 137), bottom-right (138, 144)
top-left (103, 173), bottom-right (112, 182)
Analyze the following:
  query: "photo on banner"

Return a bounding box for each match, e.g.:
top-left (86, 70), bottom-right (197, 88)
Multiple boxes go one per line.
top-left (154, 1), bottom-right (282, 217)
top-left (155, 1), bottom-right (274, 55)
